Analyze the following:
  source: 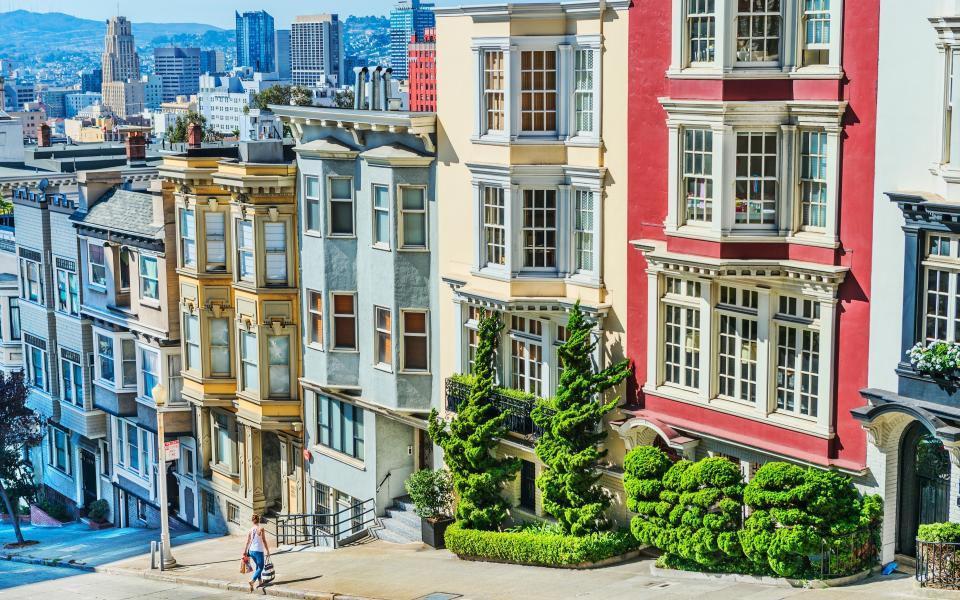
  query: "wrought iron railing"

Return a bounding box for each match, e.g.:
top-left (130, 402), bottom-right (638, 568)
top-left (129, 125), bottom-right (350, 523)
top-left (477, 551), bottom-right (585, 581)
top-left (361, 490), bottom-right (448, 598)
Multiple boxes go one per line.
top-left (275, 498), bottom-right (377, 549)
top-left (444, 377), bottom-right (555, 438)
top-left (917, 540), bottom-right (960, 588)
top-left (817, 534), bottom-right (877, 579)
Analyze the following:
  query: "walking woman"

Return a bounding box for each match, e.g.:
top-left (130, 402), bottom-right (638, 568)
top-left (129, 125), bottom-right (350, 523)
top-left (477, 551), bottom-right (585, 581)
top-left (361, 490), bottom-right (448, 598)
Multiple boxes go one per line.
top-left (242, 514), bottom-right (270, 592)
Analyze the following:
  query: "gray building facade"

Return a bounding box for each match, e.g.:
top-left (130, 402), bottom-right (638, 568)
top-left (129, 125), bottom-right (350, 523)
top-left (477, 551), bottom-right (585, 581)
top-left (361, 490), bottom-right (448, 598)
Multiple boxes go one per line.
top-left (153, 47), bottom-right (201, 103)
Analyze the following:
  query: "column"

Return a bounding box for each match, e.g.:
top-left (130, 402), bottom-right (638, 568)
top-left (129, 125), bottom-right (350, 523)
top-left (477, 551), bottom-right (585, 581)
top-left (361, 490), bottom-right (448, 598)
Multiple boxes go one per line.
top-left (197, 406), bottom-right (212, 478)
top-left (715, 0), bottom-right (731, 72)
top-left (249, 426), bottom-right (266, 512)
top-left (472, 181), bottom-right (483, 270)
top-left (716, 124), bottom-right (735, 235)
top-left (665, 123), bottom-right (681, 232)
top-left (816, 297), bottom-right (838, 433)
top-left (754, 289), bottom-right (771, 419)
top-left (472, 48), bottom-right (483, 140)
top-left (645, 270), bottom-right (659, 389)
top-left (508, 184), bottom-right (519, 277)
top-left (558, 44), bottom-right (573, 140)
top-left (557, 184), bottom-right (571, 278)
top-left (779, 124), bottom-right (796, 236)
top-left (824, 126), bottom-right (841, 240)
top-left (697, 279), bottom-right (713, 401)
top-left (506, 45), bottom-right (517, 140)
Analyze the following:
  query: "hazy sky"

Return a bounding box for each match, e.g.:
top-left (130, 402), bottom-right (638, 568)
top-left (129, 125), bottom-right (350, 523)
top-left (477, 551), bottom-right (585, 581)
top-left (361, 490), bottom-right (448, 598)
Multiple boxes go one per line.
top-left (0, 0), bottom-right (485, 27)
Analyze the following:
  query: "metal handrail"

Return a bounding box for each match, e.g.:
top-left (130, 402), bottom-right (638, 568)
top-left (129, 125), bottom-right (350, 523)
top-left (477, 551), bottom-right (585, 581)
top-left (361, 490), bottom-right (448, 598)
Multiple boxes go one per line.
top-left (376, 471), bottom-right (391, 494)
top-left (275, 498), bottom-right (377, 549)
top-left (917, 539), bottom-right (960, 589)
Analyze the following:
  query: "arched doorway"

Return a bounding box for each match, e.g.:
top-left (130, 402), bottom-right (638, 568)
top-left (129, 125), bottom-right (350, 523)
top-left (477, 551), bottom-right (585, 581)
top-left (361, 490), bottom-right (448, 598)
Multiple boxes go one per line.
top-left (897, 421), bottom-right (951, 556)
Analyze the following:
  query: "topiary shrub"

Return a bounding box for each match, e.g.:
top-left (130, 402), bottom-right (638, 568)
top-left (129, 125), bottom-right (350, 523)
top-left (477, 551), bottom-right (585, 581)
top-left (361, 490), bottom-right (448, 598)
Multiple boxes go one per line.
top-left (623, 446), bottom-right (672, 547)
top-left (918, 522), bottom-right (960, 543)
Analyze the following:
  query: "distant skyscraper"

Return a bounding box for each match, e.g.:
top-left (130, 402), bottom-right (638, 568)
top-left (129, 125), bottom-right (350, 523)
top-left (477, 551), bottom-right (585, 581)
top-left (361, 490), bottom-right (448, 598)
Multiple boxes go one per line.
top-left (275, 30), bottom-right (291, 81)
top-left (291, 15), bottom-right (344, 87)
top-left (80, 68), bottom-right (103, 93)
top-left (236, 10), bottom-right (276, 73)
top-left (408, 28), bottom-right (436, 112)
top-left (101, 16), bottom-right (141, 84)
top-left (153, 47), bottom-right (201, 103)
top-left (199, 50), bottom-right (226, 75)
top-left (390, 0), bottom-right (435, 80)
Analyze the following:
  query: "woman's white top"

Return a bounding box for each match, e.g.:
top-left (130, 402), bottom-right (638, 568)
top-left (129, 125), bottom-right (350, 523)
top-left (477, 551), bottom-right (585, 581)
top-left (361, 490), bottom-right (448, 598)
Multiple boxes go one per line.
top-left (248, 526), bottom-right (265, 552)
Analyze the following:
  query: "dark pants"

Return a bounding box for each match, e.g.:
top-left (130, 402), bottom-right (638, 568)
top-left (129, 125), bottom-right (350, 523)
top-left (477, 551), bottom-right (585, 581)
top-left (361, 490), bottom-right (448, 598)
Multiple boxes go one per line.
top-left (248, 550), bottom-right (265, 582)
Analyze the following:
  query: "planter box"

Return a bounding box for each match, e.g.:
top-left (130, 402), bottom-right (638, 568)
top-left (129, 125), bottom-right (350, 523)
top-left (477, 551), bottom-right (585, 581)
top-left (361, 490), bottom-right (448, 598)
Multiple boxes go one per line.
top-left (30, 504), bottom-right (67, 528)
top-left (422, 517), bottom-right (453, 549)
top-left (80, 518), bottom-right (113, 530)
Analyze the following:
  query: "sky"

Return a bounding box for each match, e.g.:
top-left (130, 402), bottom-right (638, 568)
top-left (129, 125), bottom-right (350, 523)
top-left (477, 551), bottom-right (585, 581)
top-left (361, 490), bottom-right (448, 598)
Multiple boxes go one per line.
top-left (0, 0), bottom-right (485, 27)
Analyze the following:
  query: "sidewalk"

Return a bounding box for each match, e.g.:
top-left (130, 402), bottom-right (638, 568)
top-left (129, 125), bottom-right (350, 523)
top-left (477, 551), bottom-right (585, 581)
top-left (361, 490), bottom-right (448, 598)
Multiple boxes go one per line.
top-left (0, 522), bottom-right (927, 600)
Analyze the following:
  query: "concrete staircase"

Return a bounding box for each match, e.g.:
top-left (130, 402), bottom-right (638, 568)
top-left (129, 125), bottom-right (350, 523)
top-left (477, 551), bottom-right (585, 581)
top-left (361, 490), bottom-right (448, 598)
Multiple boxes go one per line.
top-left (375, 496), bottom-right (421, 544)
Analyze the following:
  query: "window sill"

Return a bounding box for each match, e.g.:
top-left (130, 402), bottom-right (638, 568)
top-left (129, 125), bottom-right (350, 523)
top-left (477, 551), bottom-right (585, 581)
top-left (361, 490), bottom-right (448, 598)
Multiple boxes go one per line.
top-left (666, 66), bottom-right (844, 81)
top-left (306, 342), bottom-right (325, 352)
top-left (371, 243), bottom-right (392, 253)
top-left (398, 246), bottom-right (430, 253)
top-left (666, 225), bottom-right (839, 249)
top-left (303, 230), bottom-right (323, 239)
top-left (565, 136), bottom-right (601, 148)
top-left (139, 299), bottom-right (161, 310)
top-left (565, 273), bottom-right (603, 289)
top-left (87, 284), bottom-right (107, 294)
top-left (470, 133), bottom-right (511, 146)
top-left (330, 347), bottom-right (360, 354)
top-left (399, 369), bottom-right (431, 376)
top-left (209, 462), bottom-right (240, 479)
top-left (374, 363), bottom-right (394, 374)
top-left (311, 444), bottom-right (366, 471)
top-left (327, 234), bottom-right (357, 240)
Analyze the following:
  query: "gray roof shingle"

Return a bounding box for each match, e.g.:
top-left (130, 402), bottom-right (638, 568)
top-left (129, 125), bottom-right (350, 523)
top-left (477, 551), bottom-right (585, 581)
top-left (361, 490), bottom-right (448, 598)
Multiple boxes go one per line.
top-left (74, 188), bottom-right (163, 239)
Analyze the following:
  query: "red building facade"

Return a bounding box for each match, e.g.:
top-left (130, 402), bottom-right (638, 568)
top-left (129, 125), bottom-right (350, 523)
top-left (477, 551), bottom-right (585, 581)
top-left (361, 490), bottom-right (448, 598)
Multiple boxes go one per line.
top-left (408, 27), bottom-right (437, 112)
top-left (625, 1), bottom-right (879, 473)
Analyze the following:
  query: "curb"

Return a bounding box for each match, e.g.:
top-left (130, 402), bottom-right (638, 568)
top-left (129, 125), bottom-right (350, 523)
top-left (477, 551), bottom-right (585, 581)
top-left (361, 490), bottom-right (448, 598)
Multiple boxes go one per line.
top-left (0, 552), bottom-right (95, 572)
top-left (649, 563), bottom-right (875, 588)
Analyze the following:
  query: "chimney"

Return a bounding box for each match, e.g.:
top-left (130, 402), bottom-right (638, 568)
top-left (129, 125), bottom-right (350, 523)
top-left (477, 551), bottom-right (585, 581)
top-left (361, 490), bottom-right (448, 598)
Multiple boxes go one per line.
top-left (353, 67), bottom-right (368, 110)
top-left (371, 67), bottom-right (382, 111)
top-left (38, 123), bottom-right (51, 147)
top-left (125, 130), bottom-right (146, 163)
top-left (187, 122), bottom-right (202, 148)
top-left (76, 170), bottom-right (122, 213)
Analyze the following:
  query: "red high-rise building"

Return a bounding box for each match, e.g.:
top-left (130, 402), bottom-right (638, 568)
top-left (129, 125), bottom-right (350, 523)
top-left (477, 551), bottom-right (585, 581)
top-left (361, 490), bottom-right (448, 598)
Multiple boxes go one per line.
top-left (624, 2), bottom-right (879, 474)
top-left (408, 27), bottom-right (436, 112)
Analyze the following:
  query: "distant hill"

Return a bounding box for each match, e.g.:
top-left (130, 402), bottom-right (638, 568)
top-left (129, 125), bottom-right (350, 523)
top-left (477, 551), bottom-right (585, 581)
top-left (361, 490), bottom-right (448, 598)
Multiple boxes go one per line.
top-left (0, 10), bottom-right (224, 53)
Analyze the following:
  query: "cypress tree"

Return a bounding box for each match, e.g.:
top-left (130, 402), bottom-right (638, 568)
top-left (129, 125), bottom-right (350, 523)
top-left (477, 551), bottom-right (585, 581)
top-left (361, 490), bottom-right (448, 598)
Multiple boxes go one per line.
top-left (532, 302), bottom-right (632, 536)
top-left (428, 312), bottom-right (520, 530)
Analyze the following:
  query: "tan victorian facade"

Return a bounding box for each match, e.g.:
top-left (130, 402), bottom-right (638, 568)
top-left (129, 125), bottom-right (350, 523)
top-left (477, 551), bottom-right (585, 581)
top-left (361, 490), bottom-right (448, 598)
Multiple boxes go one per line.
top-left (160, 142), bottom-right (304, 534)
top-left (434, 1), bottom-right (632, 523)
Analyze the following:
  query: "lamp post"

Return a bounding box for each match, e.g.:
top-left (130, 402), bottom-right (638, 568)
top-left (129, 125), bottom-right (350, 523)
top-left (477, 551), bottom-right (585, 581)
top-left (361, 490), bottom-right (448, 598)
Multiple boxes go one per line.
top-left (152, 383), bottom-right (177, 569)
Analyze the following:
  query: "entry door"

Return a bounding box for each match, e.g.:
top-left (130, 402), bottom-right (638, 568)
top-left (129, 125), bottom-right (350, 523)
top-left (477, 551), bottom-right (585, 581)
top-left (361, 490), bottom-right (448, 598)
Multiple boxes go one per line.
top-left (80, 450), bottom-right (97, 507)
top-left (417, 429), bottom-right (434, 470)
top-left (898, 422), bottom-right (951, 556)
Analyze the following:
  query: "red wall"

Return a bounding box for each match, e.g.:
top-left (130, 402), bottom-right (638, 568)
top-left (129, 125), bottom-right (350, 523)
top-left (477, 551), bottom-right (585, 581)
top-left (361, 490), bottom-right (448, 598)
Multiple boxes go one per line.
top-left (626, 1), bottom-right (880, 470)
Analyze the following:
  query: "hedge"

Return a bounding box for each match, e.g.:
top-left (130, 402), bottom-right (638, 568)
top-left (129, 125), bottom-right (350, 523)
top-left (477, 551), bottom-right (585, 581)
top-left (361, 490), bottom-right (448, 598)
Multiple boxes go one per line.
top-left (918, 522), bottom-right (960, 543)
top-left (444, 522), bottom-right (640, 567)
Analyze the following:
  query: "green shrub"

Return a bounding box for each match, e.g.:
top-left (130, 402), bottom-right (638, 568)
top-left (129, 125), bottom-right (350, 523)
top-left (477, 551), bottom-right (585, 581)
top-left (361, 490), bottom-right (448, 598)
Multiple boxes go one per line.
top-left (918, 522), bottom-right (960, 543)
top-left (445, 521), bottom-right (639, 566)
top-left (86, 499), bottom-right (110, 524)
top-left (404, 469), bottom-right (454, 520)
top-left (33, 490), bottom-right (69, 522)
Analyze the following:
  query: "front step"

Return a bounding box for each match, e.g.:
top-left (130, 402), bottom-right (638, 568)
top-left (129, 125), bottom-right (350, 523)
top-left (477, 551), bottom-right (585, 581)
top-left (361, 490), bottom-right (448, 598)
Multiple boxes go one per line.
top-left (374, 496), bottom-right (422, 544)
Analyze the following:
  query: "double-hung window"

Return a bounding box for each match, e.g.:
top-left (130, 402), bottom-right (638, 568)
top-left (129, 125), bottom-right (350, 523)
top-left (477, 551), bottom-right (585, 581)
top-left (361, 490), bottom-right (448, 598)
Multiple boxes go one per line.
top-left (662, 277), bottom-right (701, 390)
top-left (184, 314), bottom-right (201, 372)
top-left (735, 0), bottom-right (781, 64)
top-left (263, 222), bottom-right (288, 285)
top-left (210, 318), bottom-right (231, 375)
top-left (573, 49), bottom-right (595, 135)
top-left (775, 295), bottom-right (821, 418)
top-left (510, 317), bottom-right (544, 397)
top-left (139, 256), bottom-right (159, 301)
top-left (27, 344), bottom-right (46, 391)
top-left (683, 128), bottom-right (714, 223)
top-left (522, 189), bottom-right (557, 269)
top-left (801, 0), bottom-right (831, 66)
top-left (213, 412), bottom-right (238, 472)
top-left (237, 220), bottom-right (255, 282)
top-left (374, 306), bottom-right (392, 369)
top-left (799, 129), bottom-right (828, 229)
top-left (483, 50), bottom-right (505, 133)
top-left (55, 268), bottom-right (79, 316)
top-left (316, 394), bottom-right (365, 460)
top-left (923, 234), bottom-right (960, 343)
top-left (205, 212), bottom-right (226, 270)
top-left (61, 357), bottom-right (83, 406)
top-left (520, 50), bottom-right (557, 133)
top-left (126, 422), bottom-right (140, 472)
top-left (716, 287), bottom-right (759, 404)
top-left (21, 258), bottom-right (42, 303)
top-left (332, 293), bottom-right (357, 350)
top-left (402, 310), bottom-right (429, 372)
top-left (482, 187), bottom-right (506, 267)
top-left (180, 208), bottom-right (197, 268)
top-left (688, 0), bottom-right (716, 64)
top-left (88, 243), bottom-right (107, 287)
top-left (50, 426), bottom-right (70, 473)
top-left (734, 132), bottom-right (778, 226)
top-left (304, 175), bottom-right (321, 233)
top-left (308, 291), bottom-right (323, 347)
top-left (372, 185), bottom-right (390, 248)
top-left (573, 190), bottom-right (596, 274)
top-left (400, 187), bottom-right (427, 249)
top-left (121, 339), bottom-right (137, 388)
top-left (328, 177), bottom-right (354, 236)
top-left (141, 349), bottom-right (159, 399)
top-left (267, 335), bottom-right (291, 397)
top-left (97, 334), bottom-right (115, 384)
top-left (240, 331), bottom-right (259, 393)
top-left (10, 299), bottom-right (20, 340)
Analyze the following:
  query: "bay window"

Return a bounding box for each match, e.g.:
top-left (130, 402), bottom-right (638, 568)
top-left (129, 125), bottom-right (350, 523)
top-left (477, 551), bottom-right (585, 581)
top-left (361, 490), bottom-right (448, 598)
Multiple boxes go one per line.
top-left (55, 268), bottom-right (80, 316)
top-left (121, 339), bottom-right (136, 387)
top-left (374, 306), bottom-right (392, 369)
top-left (308, 291), bottom-right (323, 347)
top-left (520, 50), bottom-right (557, 133)
top-left (774, 295), bottom-right (821, 418)
top-left (126, 421), bottom-right (140, 472)
top-left (97, 334), bottom-right (115, 383)
top-left (688, 0), bottom-right (716, 64)
top-left (801, 0), bottom-right (831, 66)
top-left (332, 293), bottom-right (357, 351)
top-left (922, 233), bottom-right (960, 343)
top-left (139, 256), bottom-right (159, 301)
top-left (328, 177), bottom-right (354, 236)
top-left (267, 335), bottom-right (291, 397)
top-left (205, 212), bottom-right (226, 271)
top-left (373, 185), bottom-right (390, 248)
top-left (402, 310), bottom-right (429, 372)
top-left (799, 129), bottom-right (828, 229)
top-left (240, 331), bottom-right (259, 393)
top-left (735, 0), bottom-right (781, 64)
top-left (573, 190), bottom-right (595, 274)
top-left (210, 318), bottom-right (231, 375)
top-left (61, 357), bottom-right (83, 406)
top-left (573, 49), bottom-right (595, 135)
top-left (304, 175), bottom-right (321, 234)
top-left (140, 348), bottom-right (159, 399)
top-left (683, 128), bottom-right (713, 224)
top-left (183, 313), bottom-right (200, 372)
top-left (88, 243), bottom-right (107, 287)
top-left (734, 132), bottom-right (778, 226)
top-left (483, 50), bottom-right (505, 134)
top-left (399, 187), bottom-right (427, 249)
top-left (522, 189), bottom-right (557, 269)
top-left (482, 187), bottom-right (506, 267)
top-left (510, 317), bottom-right (544, 397)
top-left (263, 222), bottom-right (288, 284)
top-left (237, 220), bottom-right (255, 282)
top-left (662, 278), bottom-right (702, 390)
top-left (179, 208), bottom-right (197, 268)
top-left (716, 287), bottom-right (758, 404)
top-left (26, 343), bottom-right (46, 391)
top-left (20, 258), bottom-right (42, 303)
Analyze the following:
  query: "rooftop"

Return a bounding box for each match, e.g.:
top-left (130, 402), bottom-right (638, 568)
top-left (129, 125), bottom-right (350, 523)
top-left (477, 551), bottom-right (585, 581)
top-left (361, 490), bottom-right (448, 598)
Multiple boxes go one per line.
top-left (73, 188), bottom-right (162, 240)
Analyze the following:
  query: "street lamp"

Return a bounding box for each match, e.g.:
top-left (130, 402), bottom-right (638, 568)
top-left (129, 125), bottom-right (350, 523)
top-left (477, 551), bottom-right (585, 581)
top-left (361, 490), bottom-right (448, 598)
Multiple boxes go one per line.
top-left (152, 383), bottom-right (177, 569)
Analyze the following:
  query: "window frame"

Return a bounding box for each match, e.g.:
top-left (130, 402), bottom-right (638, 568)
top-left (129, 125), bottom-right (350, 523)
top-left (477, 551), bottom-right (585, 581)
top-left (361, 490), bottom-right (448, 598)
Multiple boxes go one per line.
top-left (327, 176), bottom-right (355, 238)
top-left (49, 425), bottom-right (71, 474)
top-left (374, 305), bottom-right (393, 371)
top-left (139, 347), bottom-right (160, 400)
top-left (372, 184), bottom-right (391, 250)
top-left (315, 393), bottom-right (365, 461)
top-left (139, 255), bottom-right (160, 303)
top-left (179, 207), bottom-right (197, 269)
top-left (239, 330), bottom-right (259, 394)
top-left (263, 220), bottom-right (289, 286)
top-left (331, 292), bottom-right (358, 352)
top-left (9, 298), bottom-right (20, 341)
top-left (236, 219), bottom-right (255, 283)
top-left (204, 211), bottom-right (227, 272)
top-left (20, 257), bottom-right (43, 304)
top-left (307, 290), bottom-right (324, 349)
top-left (398, 185), bottom-right (428, 250)
top-left (519, 49), bottom-right (559, 136)
top-left (55, 267), bottom-right (80, 316)
top-left (481, 49), bottom-right (506, 135)
top-left (266, 333), bottom-right (292, 399)
top-left (212, 411), bottom-right (239, 474)
top-left (25, 343), bottom-right (47, 392)
top-left (401, 309), bottom-right (430, 373)
top-left (60, 355), bottom-right (83, 407)
top-left (88, 242), bottom-right (108, 289)
top-left (734, 0), bottom-right (783, 67)
top-left (304, 174), bottom-right (322, 235)
top-left (520, 188), bottom-right (559, 271)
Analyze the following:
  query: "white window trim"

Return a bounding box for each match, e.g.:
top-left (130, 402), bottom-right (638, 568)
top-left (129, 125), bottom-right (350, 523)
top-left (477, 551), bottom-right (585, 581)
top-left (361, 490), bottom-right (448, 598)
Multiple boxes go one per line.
top-left (115, 417), bottom-right (151, 484)
top-left (87, 241), bottom-right (108, 290)
top-left (398, 185), bottom-right (429, 251)
top-left (372, 184), bottom-right (392, 250)
top-left (93, 329), bottom-right (138, 391)
top-left (304, 174), bottom-right (323, 235)
top-left (668, 0), bottom-right (844, 79)
top-left (661, 99), bottom-right (843, 248)
top-left (307, 289), bottom-right (324, 350)
top-left (138, 346), bottom-right (161, 401)
top-left (373, 305), bottom-right (393, 372)
top-left (55, 266), bottom-right (80, 317)
top-left (139, 254), bottom-right (160, 305)
top-left (327, 176), bottom-right (356, 238)
top-left (330, 291), bottom-right (359, 353)
top-left (400, 309), bottom-right (430, 374)
top-left (236, 219), bottom-right (256, 283)
top-left (60, 353), bottom-right (83, 408)
top-left (25, 342), bottom-right (47, 392)
top-left (19, 256), bottom-right (44, 305)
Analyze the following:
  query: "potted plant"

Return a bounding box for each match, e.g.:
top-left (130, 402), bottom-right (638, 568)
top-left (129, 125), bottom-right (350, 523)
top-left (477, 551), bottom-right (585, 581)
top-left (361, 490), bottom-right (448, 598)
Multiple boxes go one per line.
top-left (404, 469), bottom-right (454, 549)
top-left (81, 499), bottom-right (112, 530)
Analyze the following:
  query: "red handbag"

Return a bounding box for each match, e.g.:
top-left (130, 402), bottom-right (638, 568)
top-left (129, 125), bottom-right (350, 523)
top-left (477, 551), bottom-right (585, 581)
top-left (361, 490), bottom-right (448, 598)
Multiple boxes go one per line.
top-left (240, 554), bottom-right (251, 574)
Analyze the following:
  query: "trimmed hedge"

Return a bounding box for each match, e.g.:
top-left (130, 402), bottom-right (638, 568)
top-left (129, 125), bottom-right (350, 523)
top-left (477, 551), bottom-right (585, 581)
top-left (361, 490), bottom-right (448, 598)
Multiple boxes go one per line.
top-left (918, 522), bottom-right (960, 543)
top-left (444, 521), bottom-right (640, 567)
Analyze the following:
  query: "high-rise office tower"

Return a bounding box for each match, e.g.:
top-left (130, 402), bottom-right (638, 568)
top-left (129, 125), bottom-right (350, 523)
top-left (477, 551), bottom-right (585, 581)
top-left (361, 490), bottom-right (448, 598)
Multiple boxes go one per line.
top-left (390, 0), bottom-right (435, 80)
top-left (236, 10), bottom-right (276, 73)
top-left (199, 50), bottom-right (226, 76)
top-left (290, 15), bottom-right (344, 87)
top-left (101, 16), bottom-right (141, 84)
top-left (80, 68), bottom-right (103, 93)
top-left (275, 30), bottom-right (291, 81)
top-left (153, 47), bottom-right (201, 103)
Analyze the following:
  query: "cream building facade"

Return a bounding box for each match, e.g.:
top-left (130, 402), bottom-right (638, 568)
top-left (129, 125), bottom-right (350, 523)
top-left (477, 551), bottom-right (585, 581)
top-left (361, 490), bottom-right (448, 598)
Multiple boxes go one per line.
top-left (434, 0), bottom-right (631, 523)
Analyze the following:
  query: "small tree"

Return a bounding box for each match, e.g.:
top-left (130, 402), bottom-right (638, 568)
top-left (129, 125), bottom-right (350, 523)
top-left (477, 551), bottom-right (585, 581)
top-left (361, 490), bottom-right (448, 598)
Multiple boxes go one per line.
top-left (428, 313), bottom-right (520, 530)
top-left (167, 111), bottom-right (207, 144)
top-left (334, 88), bottom-right (355, 109)
top-left (404, 469), bottom-right (453, 520)
top-left (0, 372), bottom-right (43, 545)
top-left (251, 85), bottom-right (314, 110)
top-left (532, 302), bottom-right (632, 536)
